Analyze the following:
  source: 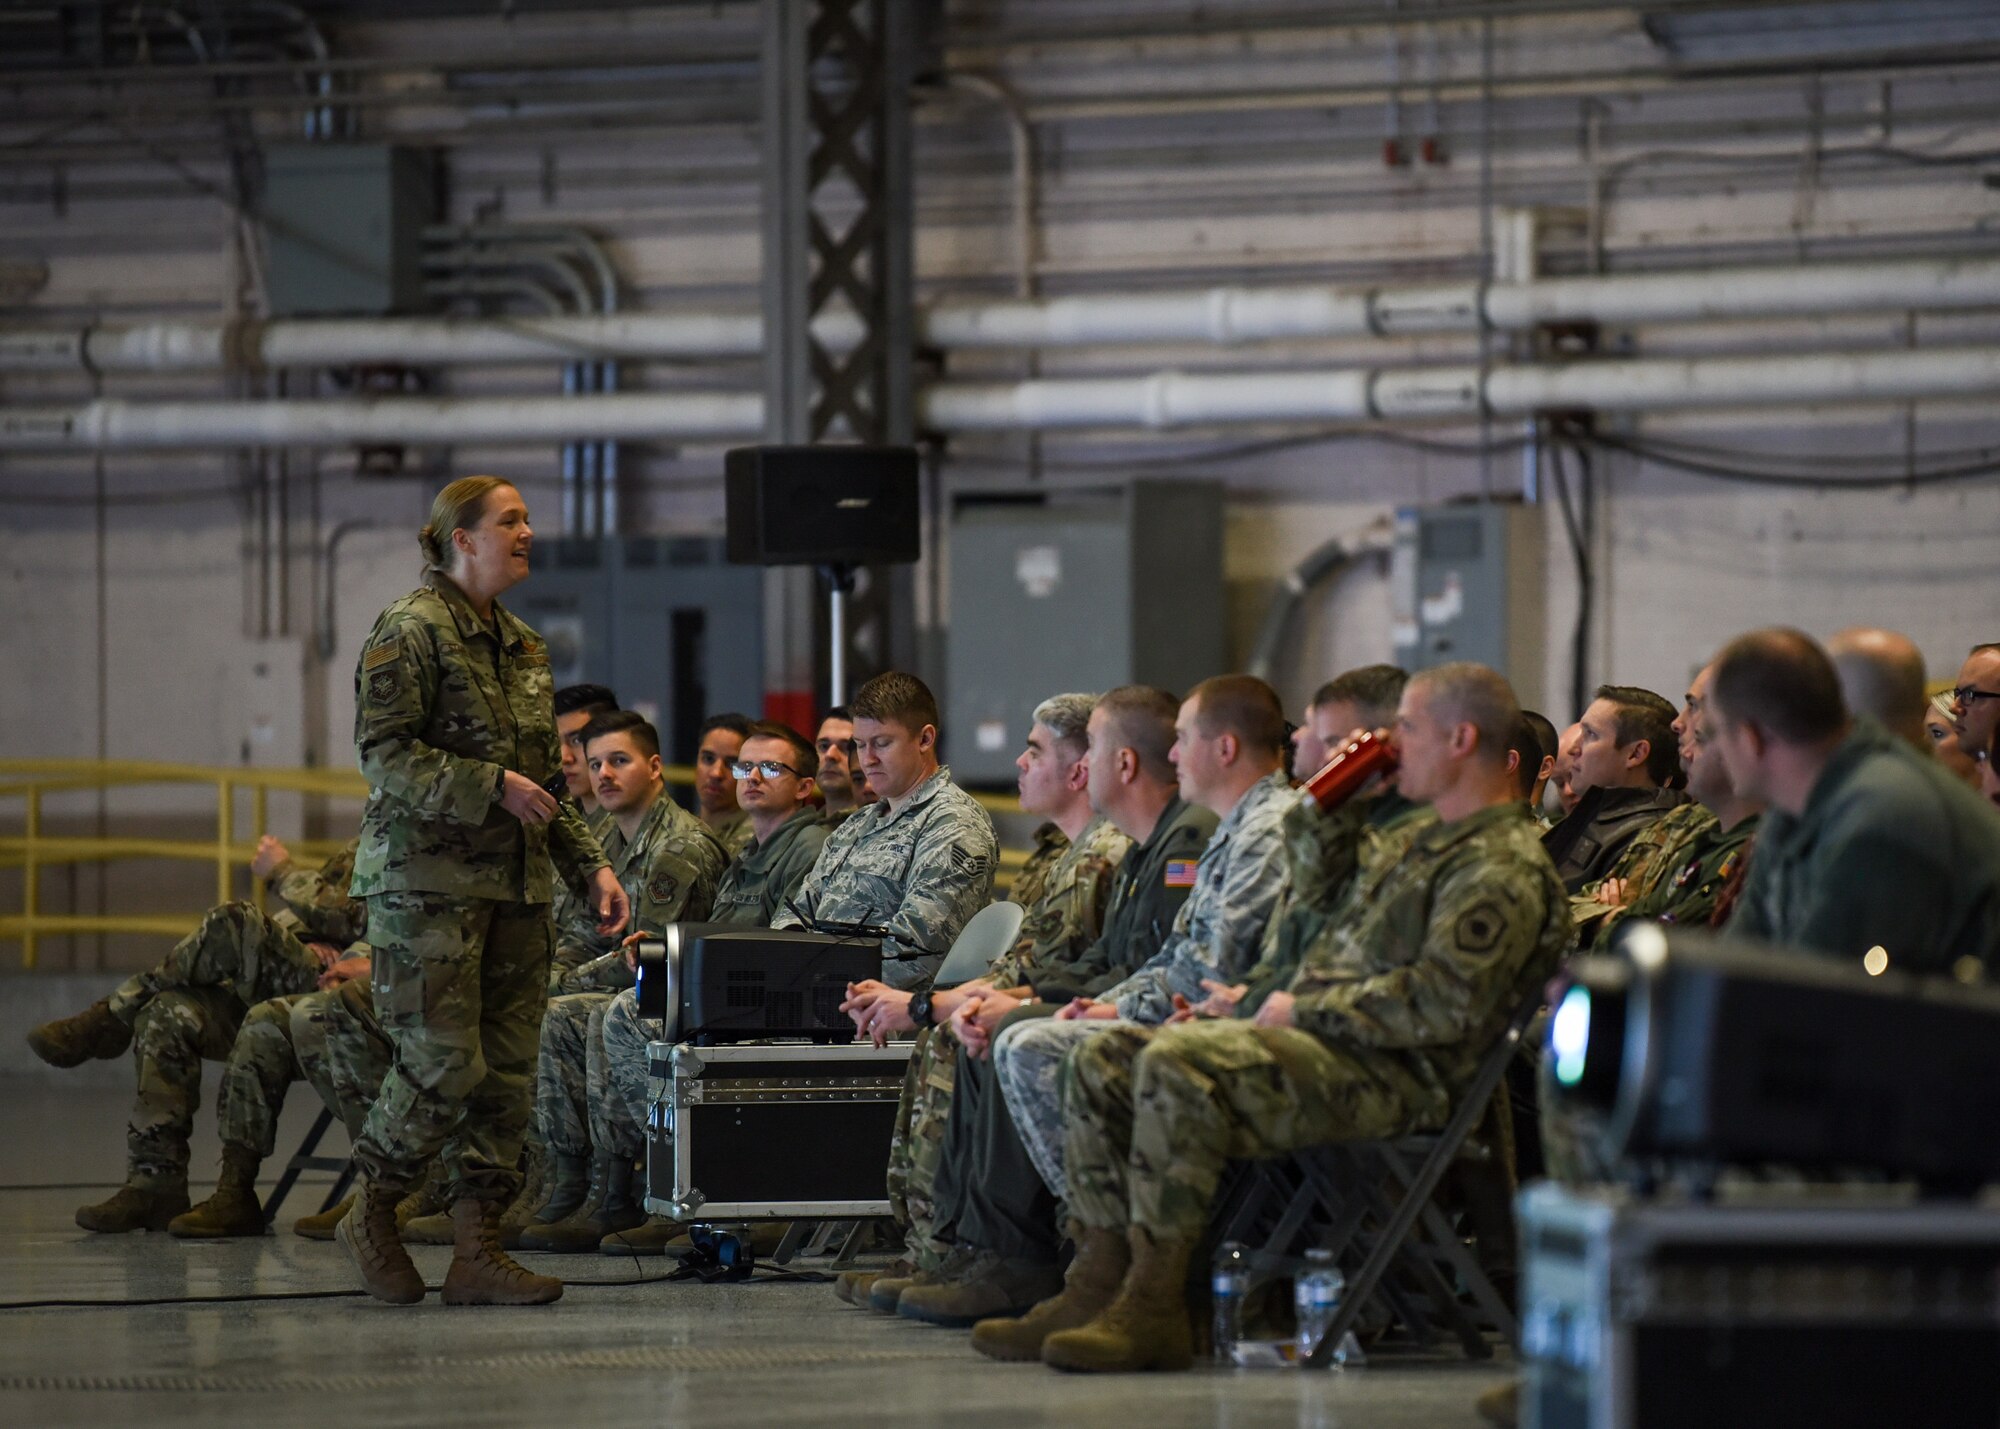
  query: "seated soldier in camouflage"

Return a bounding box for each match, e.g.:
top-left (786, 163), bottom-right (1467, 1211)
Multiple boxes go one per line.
top-left (978, 663), bottom-right (1571, 1373)
top-left (588, 720), bottom-right (838, 1255)
top-left (28, 834), bottom-right (366, 1233)
top-left (515, 710), bottom-right (727, 1253)
top-left (838, 694), bottom-right (1133, 1284)
top-left (873, 679), bottom-right (1290, 1327)
top-left (167, 941), bottom-right (374, 1238)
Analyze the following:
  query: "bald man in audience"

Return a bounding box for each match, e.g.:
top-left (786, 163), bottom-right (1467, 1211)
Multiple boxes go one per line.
top-left (1828, 627), bottom-right (1930, 750)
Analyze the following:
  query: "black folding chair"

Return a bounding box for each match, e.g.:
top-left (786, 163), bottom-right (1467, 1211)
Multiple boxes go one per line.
top-left (261, 1106), bottom-right (356, 1226)
top-left (1206, 989), bottom-right (1542, 1363)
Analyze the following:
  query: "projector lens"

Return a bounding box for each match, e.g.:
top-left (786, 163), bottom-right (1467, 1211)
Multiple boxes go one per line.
top-left (1552, 985), bottom-right (1591, 1087)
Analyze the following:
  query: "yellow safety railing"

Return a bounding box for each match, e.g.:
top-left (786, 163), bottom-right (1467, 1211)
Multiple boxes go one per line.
top-left (2, 759), bottom-right (1026, 968)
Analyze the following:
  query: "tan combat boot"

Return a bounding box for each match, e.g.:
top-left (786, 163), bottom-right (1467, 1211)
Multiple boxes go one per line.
top-left (75, 1181), bottom-right (190, 1233)
top-left (27, 999), bottom-right (132, 1068)
top-left (496, 1141), bottom-right (550, 1250)
top-left (441, 1197), bottom-right (564, 1306)
top-left (293, 1192), bottom-right (354, 1241)
top-left (970, 1223), bottom-right (1130, 1362)
top-left (336, 1178), bottom-right (426, 1305)
top-left (1475, 1378), bottom-right (1521, 1427)
top-left (837, 1254), bottom-right (915, 1307)
top-left (169, 1145), bottom-right (266, 1238)
top-left (598, 1217), bottom-right (685, 1257)
top-left (1039, 1227), bottom-right (1197, 1373)
top-left (394, 1163), bottom-right (450, 1238)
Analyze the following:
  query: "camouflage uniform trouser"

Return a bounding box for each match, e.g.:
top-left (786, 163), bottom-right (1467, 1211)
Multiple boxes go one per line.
top-left (351, 892), bottom-right (551, 1204)
top-left (116, 903), bottom-right (323, 1188)
top-left (535, 991), bottom-right (612, 1158)
top-left (317, 976), bottom-right (396, 1139)
top-left (1065, 1022), bottom-right (1426, 1237)
top-left (993, 1016), bottom-right (1125, 1201)
top-left (885, 1025), bottom-right (959, 1263)
top-left (108, 900), bottom-right (322, 1027)
top-left (213, 987), bottom-right (375, 1158)
top-left (596, 987), bottom-right (658, 1162)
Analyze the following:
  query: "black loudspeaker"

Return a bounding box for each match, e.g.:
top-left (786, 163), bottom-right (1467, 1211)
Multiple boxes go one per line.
top-left (724, 444), bottom-right (921, 567)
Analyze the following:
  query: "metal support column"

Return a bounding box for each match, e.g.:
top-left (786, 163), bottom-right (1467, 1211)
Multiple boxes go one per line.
top-left (761, 0), bottom-right (924, 710)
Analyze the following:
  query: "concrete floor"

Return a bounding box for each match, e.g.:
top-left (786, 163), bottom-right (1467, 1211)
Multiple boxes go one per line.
top-left (0, 1076), bottom-right (1511, 1427)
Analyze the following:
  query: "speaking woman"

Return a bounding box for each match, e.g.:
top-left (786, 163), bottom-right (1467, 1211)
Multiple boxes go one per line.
top-left (341, 476), bottom-right (627, 1305)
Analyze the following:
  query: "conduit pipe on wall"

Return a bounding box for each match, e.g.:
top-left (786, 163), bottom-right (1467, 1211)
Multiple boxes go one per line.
top-left (4, 346), bottom-right (2000, 451)
top-left (4, 256), bottom-right (2000, 374)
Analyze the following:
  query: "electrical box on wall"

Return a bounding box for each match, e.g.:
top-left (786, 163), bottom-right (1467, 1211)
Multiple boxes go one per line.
top-left (511, 537), bottom-right (764, 774)
top-left (946, 481), bottom-right (1226, 786)
top-left (262, 144), bottom-right (436, 316)
top-left (1392, 502), bottom-right (1546, 713)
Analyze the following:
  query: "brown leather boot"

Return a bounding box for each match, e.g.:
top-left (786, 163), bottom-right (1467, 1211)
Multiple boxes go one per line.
top-left (1040, 1227), bottom-right (1197, 1373)
top-left (837, 1255), bottom-right (915, 1306)
top-left (28, 999), bottom-right (132, 1068)
top-left (971, 1223), bottom-right (1130, 1361)
top-left (75, 1182), bottom-right (189, 1233)
top-left (336, 1179), bottom-right (426, 1305)
top-left (441, 1197), bottom-right (564, 1306)
top-left (169, 1145), bottom-right (265, 1238)
top-left (293, 1192), bottom-right (354, 1241)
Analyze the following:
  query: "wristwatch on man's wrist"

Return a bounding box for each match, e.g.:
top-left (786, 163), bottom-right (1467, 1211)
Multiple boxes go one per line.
top-left (908, 990), bottom-right (935, 1028)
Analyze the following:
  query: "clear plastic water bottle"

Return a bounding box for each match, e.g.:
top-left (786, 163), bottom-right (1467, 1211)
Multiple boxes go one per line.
top-left (1211, 1241), bottom-right (1250, 1365)
top-left (1294, 1248), bottom-right (1344, 1364)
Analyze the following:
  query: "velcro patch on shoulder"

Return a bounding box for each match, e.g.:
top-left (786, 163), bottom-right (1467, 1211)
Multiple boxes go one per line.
top-left (362, 640), bottom-right (401, 671)
top-left (1162, 858), bottom-right (1198, 888)
top-left (647, 872), bottom-right (680, 906)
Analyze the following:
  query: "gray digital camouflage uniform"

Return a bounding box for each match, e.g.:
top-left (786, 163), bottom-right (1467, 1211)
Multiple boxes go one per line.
top-left (772, 766), bottom-right (999, 990)
top-left (993, 771), bottom-right (1295, 1198)
top-left (1064, 801), bottom-right (1571, 1237)
top-left (349, 571), bottom-right (608, 1204)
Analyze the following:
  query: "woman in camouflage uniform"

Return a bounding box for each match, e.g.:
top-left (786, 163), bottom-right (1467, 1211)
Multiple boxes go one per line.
top-left (339, 477), bottom-right (626, 1307)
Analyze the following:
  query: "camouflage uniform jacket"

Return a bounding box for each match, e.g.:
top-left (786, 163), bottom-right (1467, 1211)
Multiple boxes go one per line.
top-left (1289, 800), bottom-right (1572, 1121)
top-left (1576, 801), bottom-right (1716, 915)
top-left (1008, 823), bottom-right (1070, 916)
top-left (709, 807), bottom-right (833, 927)
top-left (265, 837), bottom-right (368, 946)
top-left (1597, 813), bottom-right (1758, 948)
top-left (773, 765), bottom-right (999, 990)
top-left (1026, 796), bottom-right (1219, 1004)
top-left (708, 807), bottom-right (755, 859)
top-left (985, 814), bottom-right (1134, 991)
top-left (1101, 770), bottom-right (1294, 1023)
top-left (1240, 794), bottom-right (1436, 1016)
top-left (350, 572), bottom-right (607, 902)
top-left (549, 792), bottom-right (729, 993)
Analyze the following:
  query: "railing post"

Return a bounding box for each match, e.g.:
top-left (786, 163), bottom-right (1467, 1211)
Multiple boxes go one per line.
top-left (217, 777), bottom-right (232, 905)
top-left (22, 785), bottom-right (39, 970)
top-left (251, 783), bottom-right (268, 912)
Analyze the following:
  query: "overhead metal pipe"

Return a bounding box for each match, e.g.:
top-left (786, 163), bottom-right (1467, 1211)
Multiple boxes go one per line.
top-left (6, 345), bottom-right (2000, 451)
top-left (5, 255), bottom-right (1998, 375)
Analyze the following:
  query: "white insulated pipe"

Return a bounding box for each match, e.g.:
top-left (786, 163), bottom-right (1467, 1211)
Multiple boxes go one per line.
top-left (3, 256), bottom-right (1998, 373)
top-left (920, 345), bottom-right (2000, 430)
top-left (0, 392), bottom-right (765, 450)
top-left (4, 346), bottom-right (1999, 450)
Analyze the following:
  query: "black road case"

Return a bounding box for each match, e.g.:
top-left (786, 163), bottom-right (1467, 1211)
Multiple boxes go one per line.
top-left (643, 1039), bottom-right (913, 1221)
top-left (1520, 1182), bottom-right (2000, 1429)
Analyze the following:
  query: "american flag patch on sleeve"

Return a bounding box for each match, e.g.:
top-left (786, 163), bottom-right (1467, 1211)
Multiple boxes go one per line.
top-left (1163, 859), bottom-right (1198, 888)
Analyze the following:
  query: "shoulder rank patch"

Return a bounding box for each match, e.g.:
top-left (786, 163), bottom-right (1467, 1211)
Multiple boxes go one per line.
top-left (1163, 859), bottom-right (1198, 888)
top-left (362, 641), bottom-right (401, 671)
top-left (646, 872), bottom-right (679, 906)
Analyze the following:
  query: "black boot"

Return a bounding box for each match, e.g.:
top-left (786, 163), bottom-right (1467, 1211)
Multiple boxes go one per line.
top-left (527, 1151), bottom-right (589, 1228)
top-left (518, 1153), bottom-right (608, 1252)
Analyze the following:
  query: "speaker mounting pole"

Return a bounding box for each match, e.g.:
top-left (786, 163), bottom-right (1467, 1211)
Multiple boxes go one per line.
top-left (821, 563), bottom-right (857, 705)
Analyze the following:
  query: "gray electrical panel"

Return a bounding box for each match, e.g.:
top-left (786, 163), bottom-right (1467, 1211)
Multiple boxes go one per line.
top-left (1391, 502), bottom-right (1545, 712)
top-left (262, 144), bottom-right (435, 316)
top-left (512, 537), bottom-right (764, 770)
top-left (946, 482), bottom-right (1226, 786)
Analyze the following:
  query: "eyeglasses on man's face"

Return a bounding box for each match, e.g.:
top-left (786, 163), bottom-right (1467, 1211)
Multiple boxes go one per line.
top-left (1952, 687), bottom-right (2000, 709)
top-left (730, 759), bottom-right (801, 781)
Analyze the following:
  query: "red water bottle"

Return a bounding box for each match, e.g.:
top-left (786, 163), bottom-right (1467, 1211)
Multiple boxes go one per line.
top-left (1303, 730), bottom-right (1398, 810)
